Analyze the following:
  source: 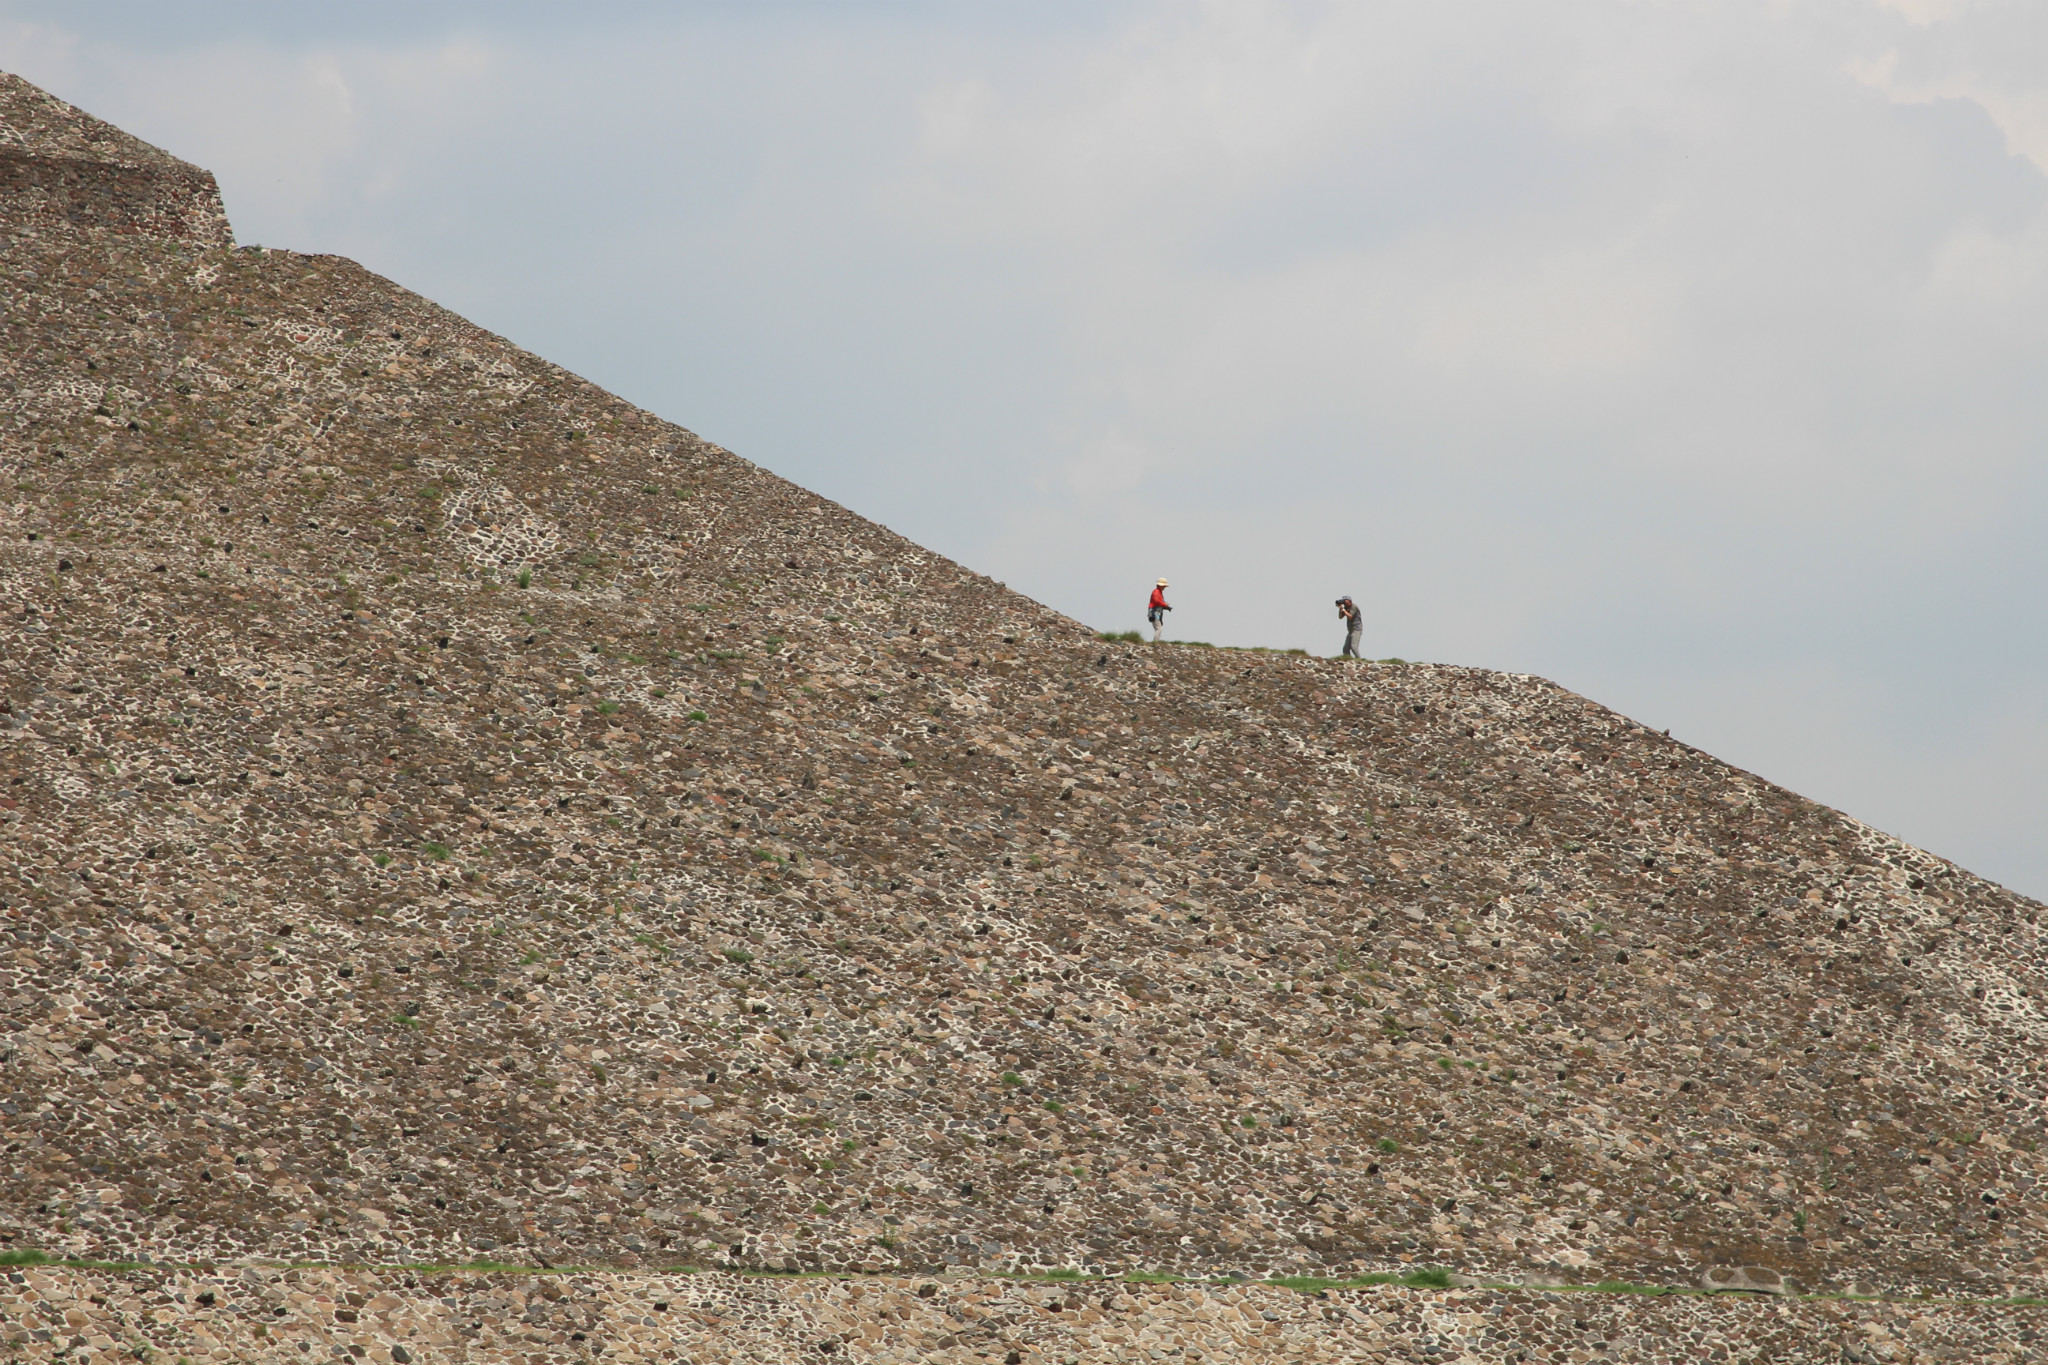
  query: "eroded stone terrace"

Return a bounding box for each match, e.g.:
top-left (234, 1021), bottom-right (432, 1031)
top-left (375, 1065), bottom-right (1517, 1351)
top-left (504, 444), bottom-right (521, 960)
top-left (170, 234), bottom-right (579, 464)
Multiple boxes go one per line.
top-left (2, 75), bottom-right (2044, 1312)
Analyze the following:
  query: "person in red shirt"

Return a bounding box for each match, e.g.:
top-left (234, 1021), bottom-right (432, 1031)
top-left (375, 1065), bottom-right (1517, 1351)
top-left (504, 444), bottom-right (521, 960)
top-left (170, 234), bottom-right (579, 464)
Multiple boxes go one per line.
top-left (1148, 578), bottom-right (1171, 642)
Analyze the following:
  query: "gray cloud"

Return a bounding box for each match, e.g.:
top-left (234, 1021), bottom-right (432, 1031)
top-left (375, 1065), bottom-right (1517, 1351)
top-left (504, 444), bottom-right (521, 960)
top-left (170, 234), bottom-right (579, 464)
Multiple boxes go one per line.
top-left (4, 0), bottom-right (2043, 893)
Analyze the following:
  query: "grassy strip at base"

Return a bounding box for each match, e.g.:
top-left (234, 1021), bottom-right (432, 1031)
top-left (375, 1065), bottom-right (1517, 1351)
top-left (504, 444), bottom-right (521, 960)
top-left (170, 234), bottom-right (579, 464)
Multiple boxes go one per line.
top-left (1585, 1280), bottom-right (1684, 1296)
top-left (1267, 1269), bottom-right (1452, 1293)
top-left (0, 1249), bottom-right (158, 1272)
top-left (382, 1260), bottom-right (559, 1275)
top-left (9, 1249), bottom-right (2043, 1306)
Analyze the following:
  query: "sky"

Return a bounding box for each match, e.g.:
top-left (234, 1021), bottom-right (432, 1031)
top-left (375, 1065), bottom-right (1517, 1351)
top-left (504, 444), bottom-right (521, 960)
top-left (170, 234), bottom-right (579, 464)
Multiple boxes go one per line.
top-left (4, 0), bottom-right (2045, 896)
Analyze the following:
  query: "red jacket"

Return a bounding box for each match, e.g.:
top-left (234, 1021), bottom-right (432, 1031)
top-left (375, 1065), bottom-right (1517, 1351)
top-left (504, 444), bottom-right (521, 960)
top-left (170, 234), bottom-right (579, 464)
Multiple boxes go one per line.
top-left (1149, 587), bottom-right (1169, 611)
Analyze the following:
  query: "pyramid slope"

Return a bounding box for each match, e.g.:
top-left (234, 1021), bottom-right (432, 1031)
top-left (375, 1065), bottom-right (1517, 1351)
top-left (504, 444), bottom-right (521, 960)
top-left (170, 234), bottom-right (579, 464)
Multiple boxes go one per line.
top-left (2, 74), bottom-right (2044, 1301)
top-left (0, 72), bottom-right (194, 169)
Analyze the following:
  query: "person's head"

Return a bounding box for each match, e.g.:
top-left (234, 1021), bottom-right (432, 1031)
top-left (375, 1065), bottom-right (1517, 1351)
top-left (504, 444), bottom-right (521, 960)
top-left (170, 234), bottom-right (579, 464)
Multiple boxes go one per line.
top-left (1157, 578), bottom-right (1169, 587)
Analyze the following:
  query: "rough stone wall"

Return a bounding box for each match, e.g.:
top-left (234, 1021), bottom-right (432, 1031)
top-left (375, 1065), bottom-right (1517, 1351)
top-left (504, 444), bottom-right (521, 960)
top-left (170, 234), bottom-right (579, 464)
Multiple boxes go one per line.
top-left (4, 1266), bottom-right (2044, 1364)
top-left (2, 71), bottom-right (2046, 1351)
top-left (0, 73), bottom-right (232, 248)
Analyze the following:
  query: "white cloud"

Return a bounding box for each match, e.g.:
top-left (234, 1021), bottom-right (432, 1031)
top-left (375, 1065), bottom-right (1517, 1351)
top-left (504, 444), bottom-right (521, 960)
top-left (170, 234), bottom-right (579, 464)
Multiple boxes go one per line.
top-left (1875, 0), bottom-right (1996, 27)
top-left (1851, 1), bottom-right (2048, 173)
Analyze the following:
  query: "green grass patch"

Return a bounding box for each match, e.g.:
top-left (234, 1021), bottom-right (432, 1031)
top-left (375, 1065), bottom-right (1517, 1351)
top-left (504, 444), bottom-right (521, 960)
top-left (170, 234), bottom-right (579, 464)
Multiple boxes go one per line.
top-left (1327, 1268), bottom-right (1453, 1290)
top-left (1098, 630), bottom-right (1142, 643)
top-left (1585, 1280), bottom-right (1679, 1296)
top-left (722, 947), bottom-right (755, 965)
top-left (1266, 1275), bottom-right (1351, 1292)
top-left (420, 841), bottom-right (451, 861)
top-left (0, 1249), bottom-right (52, 1266)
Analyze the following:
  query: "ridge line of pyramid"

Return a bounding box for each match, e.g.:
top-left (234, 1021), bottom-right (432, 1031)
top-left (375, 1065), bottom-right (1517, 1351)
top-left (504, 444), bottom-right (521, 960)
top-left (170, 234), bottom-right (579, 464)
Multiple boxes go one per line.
top-left (0, 70), bottom-right (194, 171)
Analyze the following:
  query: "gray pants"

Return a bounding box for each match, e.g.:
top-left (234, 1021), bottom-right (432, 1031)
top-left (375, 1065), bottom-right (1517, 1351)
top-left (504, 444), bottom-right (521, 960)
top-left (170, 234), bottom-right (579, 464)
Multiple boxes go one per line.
top-left (1342, 626), bottom-right (1362, 658)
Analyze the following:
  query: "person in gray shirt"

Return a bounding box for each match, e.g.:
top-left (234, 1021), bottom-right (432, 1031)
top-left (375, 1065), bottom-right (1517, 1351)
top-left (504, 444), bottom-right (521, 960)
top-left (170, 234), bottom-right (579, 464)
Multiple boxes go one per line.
top-left (1336, 596), bottom-right (1362, 658)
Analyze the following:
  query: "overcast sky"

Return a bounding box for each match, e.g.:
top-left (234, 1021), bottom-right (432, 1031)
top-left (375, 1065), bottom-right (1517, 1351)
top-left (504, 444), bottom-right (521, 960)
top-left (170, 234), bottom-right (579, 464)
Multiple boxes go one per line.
top-left (5, 1), bottom-right (2044, 896)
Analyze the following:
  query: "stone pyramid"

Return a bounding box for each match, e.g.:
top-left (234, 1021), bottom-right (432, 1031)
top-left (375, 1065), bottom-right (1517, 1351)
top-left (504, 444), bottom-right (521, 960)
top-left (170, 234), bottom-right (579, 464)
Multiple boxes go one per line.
top-left (3, 70), bottom-right (2044, 1363)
